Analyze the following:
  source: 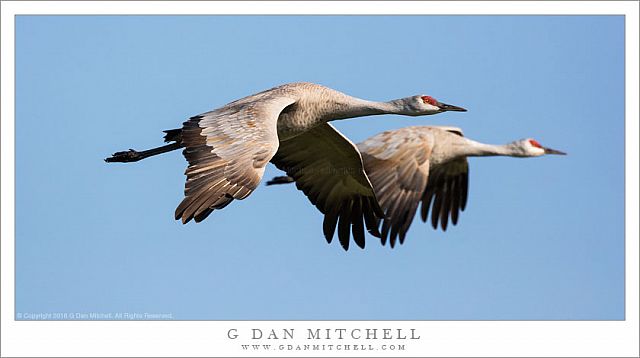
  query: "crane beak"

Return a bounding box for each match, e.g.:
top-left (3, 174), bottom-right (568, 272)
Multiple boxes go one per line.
top-left (437, 102), bottom-right (467, 112)
top-left (543, 147), bottom-right (566, 155)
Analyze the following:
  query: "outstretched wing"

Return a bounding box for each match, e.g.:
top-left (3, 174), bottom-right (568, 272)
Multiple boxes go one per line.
top-left (175, 95), bottom-right (296, 223)
top-left (358, 129), bottom-right (431, 247)
top-left (270, 123), bottom-right (384, 251)
top-left (419, 158), bottom-right (469, 232)
top-left (358, 126), bottom-right (469, 247)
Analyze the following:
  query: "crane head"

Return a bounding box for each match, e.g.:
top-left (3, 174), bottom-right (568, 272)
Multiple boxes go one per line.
top-left (512, 138), bottom-right (567, 157)
top-left (421, 95), bottom-right (467, 113)
top-left (395, 95), bottom-right (467, 116)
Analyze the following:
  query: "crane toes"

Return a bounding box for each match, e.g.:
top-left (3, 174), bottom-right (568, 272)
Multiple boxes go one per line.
top-left (105, 149), bottom-right (142, 163)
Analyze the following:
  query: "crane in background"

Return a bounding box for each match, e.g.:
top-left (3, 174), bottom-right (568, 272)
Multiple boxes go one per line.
top-left (267, 125), bottom-right (565, 247)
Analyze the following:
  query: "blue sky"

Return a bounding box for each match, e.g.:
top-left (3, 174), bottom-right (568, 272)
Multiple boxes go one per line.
top-left (15, 15), bottom-right (624, 320)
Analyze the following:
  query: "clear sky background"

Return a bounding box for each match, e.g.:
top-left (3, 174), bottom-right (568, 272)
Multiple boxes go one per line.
top-left (15, 15), bottom-right (624, 320)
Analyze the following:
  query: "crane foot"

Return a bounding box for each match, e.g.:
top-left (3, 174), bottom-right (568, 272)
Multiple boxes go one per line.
top-left (265, 176), bottom-right (295, 186)
top-left (105, 149), bottom-right (143, 163)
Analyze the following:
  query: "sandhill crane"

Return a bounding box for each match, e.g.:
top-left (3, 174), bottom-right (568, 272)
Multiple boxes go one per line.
top-left (105, 82), bottom-right (466, 250)
top-left (267, 125), bottom-right (565, 247)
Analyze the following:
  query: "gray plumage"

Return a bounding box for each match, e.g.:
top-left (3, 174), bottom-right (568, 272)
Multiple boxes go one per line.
top-left (270, 125), bottom-right (566, 248)
top-left (358, 126), bottom-right (470, 247)
top-left (106, 82), bottom-right (466, 250)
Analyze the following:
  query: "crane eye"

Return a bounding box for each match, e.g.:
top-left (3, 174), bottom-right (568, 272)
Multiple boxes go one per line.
top-left (421, 96), bottom-right (438, 106)
top-left (529, 139), bottom-right (543, 148)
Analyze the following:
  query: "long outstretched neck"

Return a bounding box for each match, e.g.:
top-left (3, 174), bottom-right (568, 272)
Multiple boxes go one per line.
top-left (460, 139), bottom-right (520, 157)
top-left (327, 96), bottom-right (411, 120)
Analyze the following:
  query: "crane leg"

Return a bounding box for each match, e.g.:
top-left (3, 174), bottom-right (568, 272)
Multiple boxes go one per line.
top-left (105, 142), bottom-right (182, 163)
top-left (265, 176), bottom-right (295, 186)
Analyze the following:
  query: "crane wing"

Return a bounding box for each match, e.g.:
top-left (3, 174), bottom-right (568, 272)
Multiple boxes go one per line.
top-left (358, 129), bottom-right (431, 247)
top-left (270, 123), bottom-right (384, 251)
top-left (175, 96), bottom-right (296, 223)
top-left (419, 158), bottom-right (469, 232)
top-left (358, 126), bottom-right (469, 247)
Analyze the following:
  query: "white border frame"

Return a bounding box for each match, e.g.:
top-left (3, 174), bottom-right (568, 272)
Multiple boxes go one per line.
top-left (2, 2), bottom-right (638, 357)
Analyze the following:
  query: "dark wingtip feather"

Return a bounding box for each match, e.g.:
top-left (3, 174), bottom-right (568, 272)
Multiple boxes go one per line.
top-left (367, 226), bottom-right (382, 238)
top-left (363, 199), bottom-right (382, 238)
top-left (461, 172), bottom-right (469, 211)
top-left (372, 200), bottom-right (385, 219)
top-left (337, 203), bottom-right (353, 251)
top-left (353, 233), bottom-right (365, 249)
top-left (367, 227), bottom-right (382, 239)
top-left (389, 224), bottom-right (400, 247)
top-left (420, 191), bottom-right (433, 223)
top-left (194, 208), bottom-right (214, 223)
top-left (440, 181), bottom-right (451, 231)
top-left (381, 219), bottom-right (391, 245)
top-left (351, 199), bottom-right (366, 249)
top-left (451, 175), bottom-right (461, 226)
top-left (431, 191), bottom-right (442, 230)
top-left (323, 210), bottom-right (339, 244)
top-left (380, 228), bottom-right (388, 246)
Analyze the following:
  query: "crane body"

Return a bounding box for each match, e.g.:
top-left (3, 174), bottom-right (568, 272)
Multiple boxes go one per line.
top-left (269, 125), bottom-right (566, 247)
top-left (106, 82), bottom-right (466, 250)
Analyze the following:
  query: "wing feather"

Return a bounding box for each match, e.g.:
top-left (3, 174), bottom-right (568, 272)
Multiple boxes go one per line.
top-left (420, 159), bottom-right (469, 231)
top-left (358, 126), bottom-right (470, 246)
top-left (175, 94), bottom-right (296, 223)
top-left (271, 123), bottom-right (383, 250)
top-left (351, 198), bottom-right (366, 249)
top-left (358, 129), bottom-right (431, 247)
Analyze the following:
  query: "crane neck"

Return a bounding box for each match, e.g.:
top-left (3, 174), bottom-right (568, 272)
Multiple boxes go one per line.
top-left (458, 139), bottom-right (521, 157)
top-left (325, 97), bottom-right (413, 121)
